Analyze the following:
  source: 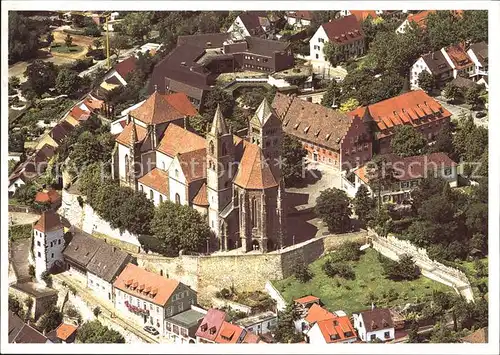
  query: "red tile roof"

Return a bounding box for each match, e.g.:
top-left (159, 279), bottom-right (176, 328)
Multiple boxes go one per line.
top-left (157, 124), bottom-right (206, 157)
top-left (177, 148), bottom-right (207, 183)
top-left (116, 122), bottom-right (148, 147)
top-left (233, 143), bottom-right (278, 190)
top-left (316, 316), bottom-right (357, 343)
top-left (138, 168), bottom-right (169, 196)
top-left (69, 106), bottom-right (90, 121)
top-left (113, 263), bottom-right (180, 306)
top-left (242, 331), bottom-right (261, 343)
top-left (34, 189), bottom-right (61, 204)
top-left (131, 91), bottom-right (193, 125)
top-left (34, 211), bottom-right (63, 233)
top-left (192, 182), bottom-right (209, 207)
top-left (114, 56), bottom-right (137, 79)
top-left (162, 92), bottom-right (199, 117)
top-left (286, 11), bottom-right (314, 21)
top-left (445, 43), bottom-right (474, 70)
top-left (82, 97), bottom-right (104, 111)
top-left (461, 327), bottom-right (488, 343)
top-left (349, 10), bottom-right (378, 22)
top-left (195, 308), bottom-right (227, 342)
top-left (321, 15), bottom-right (364, 44)
top-left (215, 321), bottom-right (244, 343)
top-left (55, 323), bottom-right (78, 341)
top-left (304, 304), bottom-right (336, 323)
top-left (347, 90), bottom-right (451, 136)
top-left (294, 295), bottom-right (320, 304)
top-left (407, 10), bottom-right (436, 28)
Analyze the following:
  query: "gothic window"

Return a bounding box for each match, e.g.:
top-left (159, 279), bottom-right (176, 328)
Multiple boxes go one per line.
top-left (221, 142), bottom-right (227, 156)
top-left (251, 198), bottom-right (257, 227)
top-left (209, 141), bottom-right (215, 155)
top-left (150, 190), bottom-right (154, 200)
top-left (159, 195), bottom-right (163, 203)
top-left (175, 193), bottom-right (181, 204)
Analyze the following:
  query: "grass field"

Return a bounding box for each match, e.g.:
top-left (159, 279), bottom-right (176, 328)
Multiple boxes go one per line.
top-left (51, 43), bottom-right (84, 54)
top-left (273, 248), bottom-right (453, 315)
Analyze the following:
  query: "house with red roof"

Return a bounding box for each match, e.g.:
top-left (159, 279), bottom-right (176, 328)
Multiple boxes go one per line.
top-left (34, 189), bottom-right (61, 210)
top-left (112, 91), bottom-right (287, 253)
top-left (309, 15), bottom-right (365, 73)
top-left (340, 10), bottom-right (380, 23)
top-left (307, 315), bottom-right (358, 344)
top-left (353, 307), bottom-right (395, 342)
top-left (99, 55), bottom-right (137, 94)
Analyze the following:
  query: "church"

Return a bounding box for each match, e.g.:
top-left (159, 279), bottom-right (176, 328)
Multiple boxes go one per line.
top-left (111, 91), bottom-right (286, 253)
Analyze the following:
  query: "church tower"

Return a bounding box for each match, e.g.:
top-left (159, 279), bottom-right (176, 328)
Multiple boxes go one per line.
top-left (248, 99), bottom-right (283, 180)
top-left (206, 105), bottom-right (235, 239)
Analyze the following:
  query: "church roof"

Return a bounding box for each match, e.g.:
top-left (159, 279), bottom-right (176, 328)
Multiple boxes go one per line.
top-left (130, 91), bottom-right (194, 125)
top-left (116, 122), bottom-right (148, 147)
top-left (253, 99), bottom-right (276, 127)
top-left (191, 182), bottom-right (209, 206)
top-left (210, 105), bottom-right (229, 136)
top-left (157, 124), bottom-right (206, 157)
top-left (138, 168), bottom-right (169, 196)
top-left (234, 143), bottom-right (278, 190)
top-left (177, 148), bottom-right (207, 183)
top-left (161, 92), bottom-right (199, 116)
top-left (34, 211), bottom-right (63, 233)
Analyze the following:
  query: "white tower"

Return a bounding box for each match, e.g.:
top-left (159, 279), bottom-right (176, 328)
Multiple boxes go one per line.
top-left (33, 211), bottom-right (65, 281)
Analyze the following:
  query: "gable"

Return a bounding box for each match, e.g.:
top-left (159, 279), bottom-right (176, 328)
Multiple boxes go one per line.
top-left (168, 157), bottom-right (187, 185)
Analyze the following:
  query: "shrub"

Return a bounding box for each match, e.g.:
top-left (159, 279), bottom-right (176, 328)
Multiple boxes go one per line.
top-left (28, 265), bottom-right (35, 278)
top-left (322, 260), bottom-right (356, 280)
top-left (218, 288), bottom-right (232, 299)
top-left (65, 304), bottom-right (81, 319)
top-left (93, 306), bottom-right (101, 318)
top-left (294, 262), bottom-right (313, 283)
top-left (329, 241), bottom-right (362, 262)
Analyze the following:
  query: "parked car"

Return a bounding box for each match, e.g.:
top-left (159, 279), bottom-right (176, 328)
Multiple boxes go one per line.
top-left (144, 326), bottom-right (159, 336)
top-left (476, 111), bottom-right (487, 119)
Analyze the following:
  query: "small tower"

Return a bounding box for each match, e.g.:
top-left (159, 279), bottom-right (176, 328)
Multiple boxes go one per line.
top-left (33, 211), bottom-right (65, 281)
top-left (206, 105), bottom-right (235, 239)
top-left (249, 99), bottom-right (283, 180)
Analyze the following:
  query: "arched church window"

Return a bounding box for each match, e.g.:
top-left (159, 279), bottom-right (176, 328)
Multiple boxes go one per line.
top-left (149, 190), bottom-right (154, 200)
top-left (124, 154), bottom-right (130, 182)
top-left (175, 193), bottom-right (181, 204)
top-left (209, 141), bottom-right (215, 155)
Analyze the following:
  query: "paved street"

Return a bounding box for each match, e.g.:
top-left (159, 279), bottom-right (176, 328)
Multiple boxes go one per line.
top-left (435, 97), bottom-right (488, 128)
top-left (55, 272), bottom-right (161, 344)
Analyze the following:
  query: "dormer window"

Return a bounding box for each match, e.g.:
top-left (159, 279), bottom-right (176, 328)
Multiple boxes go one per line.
top-left (209, 326), bottom-right (217, 335)
top-left (201, 323), bottom-right (208, 332)
top-left (304, 126), bottom-right (310, 133)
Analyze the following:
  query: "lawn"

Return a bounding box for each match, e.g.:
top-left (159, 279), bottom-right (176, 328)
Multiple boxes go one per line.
top-left (9, 224), bottom-right (32, 241)
top-left (273, 248), bottom-right (453, 315)
top-left (51, 43), bottom-right (84, 54)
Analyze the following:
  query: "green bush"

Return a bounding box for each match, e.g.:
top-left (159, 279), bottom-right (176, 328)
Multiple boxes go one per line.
top-left (294, 263), bottom-right (313, 283)
top-left (322, 260), bottom-right (355, 280)
top-left (329, 241), bottom-right (363, 263)
top-left (40, 271), bottom-right (53, 287)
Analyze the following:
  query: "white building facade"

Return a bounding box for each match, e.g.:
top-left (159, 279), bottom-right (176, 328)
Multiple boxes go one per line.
top-left (33, 212), bottom-right (65, 281)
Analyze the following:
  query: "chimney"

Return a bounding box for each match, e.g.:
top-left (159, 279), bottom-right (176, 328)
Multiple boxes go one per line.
top-left (206, 41), bottom-right (212, 48)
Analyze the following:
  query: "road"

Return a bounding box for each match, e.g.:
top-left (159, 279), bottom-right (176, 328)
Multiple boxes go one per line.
top-left (79, 46), bottom-right (138, 78)
top-left (55, 272), bottom-right (161, 344)
top-left (435, 97), bottom-right (488, 128)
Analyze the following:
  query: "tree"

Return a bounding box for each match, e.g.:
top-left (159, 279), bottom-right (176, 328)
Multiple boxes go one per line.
top-left (110, 33), bottom-right (132, 57)
top-left (459, 10), bottom-right (488, 43)
top-left (9, 130), bottom-right (25, 153)
top-left (149, 201), bottom-right (211, 255)
top-left (465, 85), bottom-right (482, 109)
top-left (119, 12), bottom-right (153, 42)
top-left (23, 60), bottom-right (58, 97)
top-left (93, 38), bottom-right (102, 49)
top-left (426, 11), bottom-right (461, 50)
top-left (465, 202), bottom-right (488, 237)
top-left (77, 320), bottom-right (125, 343)
top-left (321, 80), bottom-right (341, 108)
top-left (323, 41), bottom-right (343, 66)
top-left (64, 33), bottom-right (73, 48)
top-left (381, 254), bottom-right (420, 281)
top-left (407, 320), bottom-right (421, 343)
top-left (429, 123), bottom-right (455, 157)
top-left (315, 188), bottom-right (351, 233)
top-left (339, 98), bottom-right (360, 112)
top-left (322, 261), bottom-right (355, 280)
top-left (93, 306), bottom-right (101, 318)
top-left (9, 295), bottom-right (22, 316)
top-left (68, 131), bottom-right (115, 167)
top-left (15, 181), bottom-right (37, 206)
top-left (353, 184), bottom-right (375, 225)
top-left (40, 271), bottom-right (53, 287)
top-left (8, 12), bottom-right (44, 64)
top-left (443, 82), bottom-right (461, 103)
top-left (390, 125), bottom-right (427, 157)
top-left (46, 32), bottom-right (54, 48)
top-left (38, 305), bottom-right (63, 333)
top-left (273, 303), bottom-right (303, 343)
top-left (417, 71), bottom-right (435, 93)
top-left (366, 156), bottom-right (397, 211)
top-left (430, 322), bottom-right (461, 343)
top-left (281, 134), bottom-right (307, 186)
top-left (329, 241), bottom-right (363, 262)
top-left (202, 87), bottom-right (235, 121)
top-left (294, 262), bottom-right (313, 283)
top-left (55, 68), bottom-right (81, 96)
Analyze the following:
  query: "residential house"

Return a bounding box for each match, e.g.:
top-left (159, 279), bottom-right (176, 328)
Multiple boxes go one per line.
top-left (8, 144), bottom-right (56, 195)
top-left (353, 308), bottom-right (395, 342)
top-left (410, 50), bottom-right (453, 89)
top-left (35, 120), bottom-right (75, 150)
top-left (347, 90), bottom-right (452, 156)
top-left (307, 316), bottom-right (358, 344)
top-left (33, 211), bottom-right (65, 280)
top-left (272, 93), bottom-right (373, 170)
top-left (442, 43), bottom-right (475, 79)
top-left (342, 152), bottom-right (458, 203)
top-left (195, 308), bottom-right (261, 344)
top-left (341, 10), bottom-right (379, 23)
top-left (294, 303), bottom-right (336, 334)
top-left (51, 323), bottom-right (78, 343)
top-left (235, 311), bottom-right (277, 335)
top-left (165, 305), bottom-right (207, 343)
top-left (284, 11), bottom-right (313, 28)
top-left (112, 91), bottom-right (287, 253)
top-left (450, 76), bottom-right (479, 91)
top-left (396, 10), bottom-right (435, 34)
top-left (63, 231), bottom-right (132, 301)
top-left (34, 189), bottom-right (61, 210)
top-left (467, 42), bottom-right (488, 80)
top-left (228, 11), bottom-right (271, 38)
top-left (113, 263), bottom-right (197, 336)
top-left (309, 15), bottom-right (365, 73)
top-left (8, 311), bottom-right (52, 343)
top-left (101, 56), bottom-right (137, 89)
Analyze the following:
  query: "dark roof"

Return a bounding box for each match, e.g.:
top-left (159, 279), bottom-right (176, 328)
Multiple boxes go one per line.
top-left (177, 33), bottom-right (231, 49)
top-left (114, 56), bottom-right (137, 79)
top-left (34, 211), bottom-right (63, 233)
top-left (148, 44), bottom-right (213, 95)
top-left (167, 308), bottom-right (206, 329)
top-left (451, 76), bottom-right (477, 89)
top-left (468, 42), bottom-right (488, 67)
top-left (461, 327), bottom-right (488, 343)
top-left (245, 37), bottom-right (290, 57)
top-left (167, 79), bottom-right (205, 102)
top-left (321, 15), bottom-right (364, 44)
top-left (86, 242), bottom-right (131, 283)
top-left (35, 144), bottom-right (56, 165)
top-left (286, 11), bottom-right (314, 21)
top-left (105, 75), bottom-right (123, 86)
top-left (49, 120), bottom-right (74, 144)
top-left (357, 308), bottom-right (394, 331)
top-left (63, 231), bottom-right (102, 268)
top-left (238, 12), bottom-right (266, 36)
top-left (9, 312), bottom-right (50, 343)
top-left (422, 50), bottom-right (452, 75)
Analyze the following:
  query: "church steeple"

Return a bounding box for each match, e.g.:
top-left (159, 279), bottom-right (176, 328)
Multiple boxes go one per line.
top-left (210, 104), bottom-right (229, 136)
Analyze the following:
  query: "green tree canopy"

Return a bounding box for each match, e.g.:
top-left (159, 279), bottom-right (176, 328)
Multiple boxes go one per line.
top-left (37, 305), bottom-right (63, 333)
top-left (77, 320), bottom-right (125, 343)
top-left (315, 188), bottom-right (351, 233)
top-left (320, 80), bottom-right (341, 108)
top-left (55, 68), bottom-right (81, 96)
top-left (273, 303), bottom-right (303, 343)
top-left (281, 134), bottom-right (307, 186)
top-left (118, 12), bottom-right (153, 42)
top-left (390, 125), bottom-right (427, 157)
top-left (417, 71), bottom-right (435, 93)
top-left (149, 201), bottom-right (211, 255)
top-left (23, 60), bottom-right (58, 97)
top-left (353, 184), bottom-right (375, 225)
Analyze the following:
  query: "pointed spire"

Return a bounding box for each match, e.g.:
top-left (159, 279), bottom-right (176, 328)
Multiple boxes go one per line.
top-left (254, 98), bottom-right (274, 126)
top-left (362, 107), bottom-right (372, 123)
top-left (210, 104), bottom-right (229, 136)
